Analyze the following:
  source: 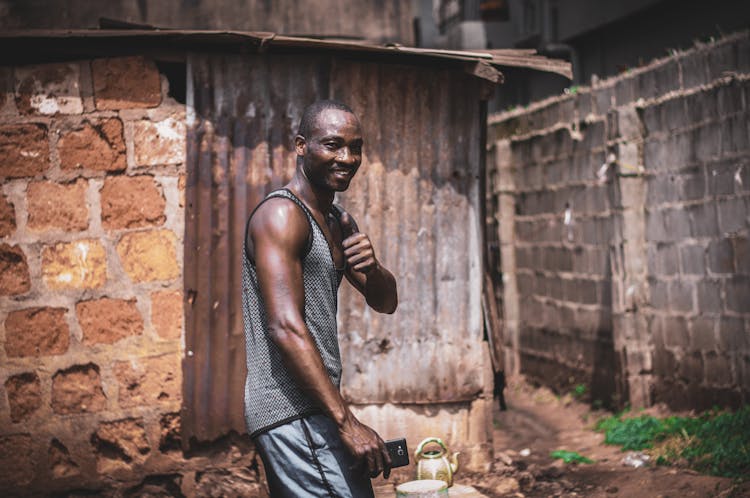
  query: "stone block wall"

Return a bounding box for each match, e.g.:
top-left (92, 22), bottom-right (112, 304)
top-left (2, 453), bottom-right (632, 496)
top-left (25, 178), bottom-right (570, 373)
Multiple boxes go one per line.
top-left (0, 56), bottom-right (262, 495)
top-left (488, 31), bottom-right (750, 410)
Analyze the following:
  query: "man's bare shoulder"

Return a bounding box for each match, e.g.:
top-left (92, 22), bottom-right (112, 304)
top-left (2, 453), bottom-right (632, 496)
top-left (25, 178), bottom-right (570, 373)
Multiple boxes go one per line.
top-left (249, 196), bottom-right (309, 251)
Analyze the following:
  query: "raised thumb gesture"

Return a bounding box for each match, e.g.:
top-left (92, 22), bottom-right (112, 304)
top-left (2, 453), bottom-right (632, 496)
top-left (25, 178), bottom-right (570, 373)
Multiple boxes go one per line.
top-left (339, 210), bottom-right (378, 274)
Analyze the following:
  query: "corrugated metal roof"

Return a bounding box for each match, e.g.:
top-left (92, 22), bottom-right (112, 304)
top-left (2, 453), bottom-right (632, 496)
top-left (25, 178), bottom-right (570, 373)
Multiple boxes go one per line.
top-left (0, 29), bottom-right (572, 80)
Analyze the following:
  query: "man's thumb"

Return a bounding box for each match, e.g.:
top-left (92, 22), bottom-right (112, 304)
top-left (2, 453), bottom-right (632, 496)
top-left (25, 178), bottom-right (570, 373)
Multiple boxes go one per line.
top-left (339, 211), bottom-right (359, 237)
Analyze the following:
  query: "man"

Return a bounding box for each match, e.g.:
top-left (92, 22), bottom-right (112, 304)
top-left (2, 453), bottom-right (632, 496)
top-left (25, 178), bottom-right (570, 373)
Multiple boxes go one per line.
top-left (242, 100), bottom-right (398, 497)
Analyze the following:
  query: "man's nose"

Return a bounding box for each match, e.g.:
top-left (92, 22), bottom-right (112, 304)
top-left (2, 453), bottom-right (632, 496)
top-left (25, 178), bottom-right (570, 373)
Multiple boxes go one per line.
top-left (336, 147), bottom-right (356, 164)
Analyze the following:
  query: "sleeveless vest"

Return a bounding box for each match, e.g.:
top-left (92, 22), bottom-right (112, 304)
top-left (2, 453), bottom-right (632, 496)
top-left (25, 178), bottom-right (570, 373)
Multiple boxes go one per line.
top-left (242, 189), bottom-right (344, 437)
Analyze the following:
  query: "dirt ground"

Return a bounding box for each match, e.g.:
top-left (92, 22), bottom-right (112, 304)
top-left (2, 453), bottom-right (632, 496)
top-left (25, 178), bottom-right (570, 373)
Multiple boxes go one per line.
top-left (456, 376), bottom-right (750, 498)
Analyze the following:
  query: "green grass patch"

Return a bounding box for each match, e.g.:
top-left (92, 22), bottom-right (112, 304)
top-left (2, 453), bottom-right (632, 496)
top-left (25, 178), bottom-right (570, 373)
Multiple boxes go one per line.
top-left (550, 449), bottom-right (593, 464)
top-left (595, 406), bottom-right (750, 479)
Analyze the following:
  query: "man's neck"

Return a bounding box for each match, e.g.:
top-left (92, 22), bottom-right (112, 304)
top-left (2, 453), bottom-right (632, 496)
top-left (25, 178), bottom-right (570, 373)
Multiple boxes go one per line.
top-left (287, 170), bottom-right (334, 215)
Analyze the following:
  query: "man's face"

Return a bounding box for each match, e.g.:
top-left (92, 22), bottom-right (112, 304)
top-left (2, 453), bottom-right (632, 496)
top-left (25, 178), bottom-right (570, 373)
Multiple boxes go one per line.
top-left (297, 108), bottom-right (363, 192)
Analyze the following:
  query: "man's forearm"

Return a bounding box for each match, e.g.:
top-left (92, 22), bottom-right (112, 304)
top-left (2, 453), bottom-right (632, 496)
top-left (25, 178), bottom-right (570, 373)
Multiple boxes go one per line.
top-left (268, 324), bottom-right (351, 425)
top-left (364, 263), bottom-right (398, 314)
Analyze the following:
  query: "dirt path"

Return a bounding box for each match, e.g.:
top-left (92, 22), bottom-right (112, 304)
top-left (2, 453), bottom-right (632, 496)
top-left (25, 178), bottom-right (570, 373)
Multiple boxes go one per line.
top-left (460, 377), bottom-right (749, 498)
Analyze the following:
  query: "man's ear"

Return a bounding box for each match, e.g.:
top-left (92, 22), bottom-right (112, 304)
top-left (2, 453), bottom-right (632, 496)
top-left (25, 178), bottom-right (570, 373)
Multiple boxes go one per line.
top-left (295, 135), bottom-right (306, 156)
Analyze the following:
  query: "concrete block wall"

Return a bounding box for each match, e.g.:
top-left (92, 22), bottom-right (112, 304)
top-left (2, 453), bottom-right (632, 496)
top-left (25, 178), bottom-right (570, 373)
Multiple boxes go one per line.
top-left (488, 31), bottom-right (750, 410)
top-left (0, 57), bottom-right (263, 496)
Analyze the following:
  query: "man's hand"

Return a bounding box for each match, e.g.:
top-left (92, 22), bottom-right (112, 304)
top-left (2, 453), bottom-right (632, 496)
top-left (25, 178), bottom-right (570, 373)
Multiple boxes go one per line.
top-left (340, 211), bottom-right (379, 274)
top-left (338, 412), bottom-right (392, 479)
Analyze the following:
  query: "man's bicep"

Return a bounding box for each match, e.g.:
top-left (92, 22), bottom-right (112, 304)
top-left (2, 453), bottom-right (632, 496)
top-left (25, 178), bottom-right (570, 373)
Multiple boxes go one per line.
top-left (250, 211), bottom-right (308, 329)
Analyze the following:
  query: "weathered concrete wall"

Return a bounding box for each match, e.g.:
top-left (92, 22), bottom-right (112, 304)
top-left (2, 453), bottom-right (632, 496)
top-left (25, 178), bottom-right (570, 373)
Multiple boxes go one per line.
top-left (488, 31), bottom-right (750, 410)
top-left (0, 57), bottom-right (263, 496)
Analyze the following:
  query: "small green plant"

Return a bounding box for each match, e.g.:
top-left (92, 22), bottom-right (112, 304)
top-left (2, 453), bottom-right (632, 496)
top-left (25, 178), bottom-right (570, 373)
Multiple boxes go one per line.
top-left (572, 384), bottom-right (587, 399)
top-left (550, 449), bottom-right (593, 464)
top-left (595, 406), bottom-right (750, 479)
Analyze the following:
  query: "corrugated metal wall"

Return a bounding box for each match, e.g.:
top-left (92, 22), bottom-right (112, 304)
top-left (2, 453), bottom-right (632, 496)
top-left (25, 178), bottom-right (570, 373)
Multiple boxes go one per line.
top-left (183, 53), bottom-right (485, 443)
top-left (3, 0), bottom-right (416, 44)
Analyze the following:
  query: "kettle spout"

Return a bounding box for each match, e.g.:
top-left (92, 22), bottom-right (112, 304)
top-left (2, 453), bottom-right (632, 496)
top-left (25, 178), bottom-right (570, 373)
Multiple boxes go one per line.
top-left (450, 452), bottom-right (460, 474)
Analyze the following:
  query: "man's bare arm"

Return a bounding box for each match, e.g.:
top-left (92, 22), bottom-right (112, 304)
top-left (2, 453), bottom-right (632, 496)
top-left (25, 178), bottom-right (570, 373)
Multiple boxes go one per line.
top-left (338, 210), bottom-right (398, 314)
top-left (250, 199), bottom-right (391, 478)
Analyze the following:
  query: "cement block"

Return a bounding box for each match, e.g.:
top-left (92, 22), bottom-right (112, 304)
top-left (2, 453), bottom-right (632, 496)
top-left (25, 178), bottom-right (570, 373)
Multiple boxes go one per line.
top-left (680, 49), bottom-right (710, 89)
top-left (661, 315), bottom-right (690, 349)
top-left (648, 243), bottom-right (679, 276)
top-left (709, 161), bottom-right (740, 196)
top-left (690, 316), bottom-right (717, 351)
top-left (640, 104), bottom-right (663, 137)
top-left (681, 169), bottom-right (706, 200)
top-left (592, 84), bottom-right (615, 115)
top-left (679, 351), bottom-right (705, 384)
top-left (718, 316), bottom-right (748, 351)
top-left (617, 106), bottom-right (643, 141)
top-left (669, 280), bottom-right (695, 313)
top-left (637, 59), bottom-right (680, 101)
top-left (707, 238), bottom-right (735, 274)
top-left (697, 279), bottom-right (723, 314)
top-left (662, 97), bottom-right (688, 133)
top-left (688, 202), bottom-right (720, 238)
top-left (725, 276), bottom-right (750, 313)
top-left (643, 138), bottom-right (669, 172)
top-left (680, 244), bottom-right (706, 275)
top-left (649, 278), bottom-right (669, 309)
top-left (662, 208), bottom-right (692, 242)
top-left (693, 123), bottom-right (721, 163)
top-left (722, 115), bottom-right (750, 157)
top-left (717, 197), bottom-right (748, 234)
top-left (685, 88), bottom-right (718, 126)
top-left (703, 351), bottom-right (734, 386)
top-left (737, 37), bottom-right (750, 74)
top-left (706, 41), bottom-right (739, 83)
top-left (614, 75), bottom-right (637, 107)
top-left (732, 236), bottom-right (750, 274)
top-left (717, 80), bottom-right (745, 118)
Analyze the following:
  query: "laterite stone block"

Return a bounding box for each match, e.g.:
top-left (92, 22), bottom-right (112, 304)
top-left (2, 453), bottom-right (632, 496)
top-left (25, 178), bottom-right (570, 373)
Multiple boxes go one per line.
top-left (51, 363), bottom-right (106, 414)
top-left (5, 373), bottom-right (42, 422)
top-left (4, 307), bottom-right (69, 357)
top-left (133, 117), bottom-right (186, 166)
top-left (91, 418), bottom-right (150, 474)
top-left (114, 354), bottom-right (180, 408)
top-left (0, 434), bottom-right (34, 487)
top-left (0, 193), bottom-right (16, 237)
top-left (27, 179), bottom-right (89, 232)
top-left (0, 124), bottom-right (49, 178)
top-left (0, 243), bottom-right (30, 295)
top-left (92, 56), bottom-right (161, 110)
top-left (101, 175), bottom-right (166, 229)
top-left (150, 290), bottom-right (183, 340)
top-left (76, 297), bottom-right (143, 345)
top-left (117, 230), bottom-right (179, 282)
top-left (42, 239), bottom-right (107, 290)
top-left (58, 118), bottom-right (126, 172)
top-left (14, 62), bottom-right (83, 115)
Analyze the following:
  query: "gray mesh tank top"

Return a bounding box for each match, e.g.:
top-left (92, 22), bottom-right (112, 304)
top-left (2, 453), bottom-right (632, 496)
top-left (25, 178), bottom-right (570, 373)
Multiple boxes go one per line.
top-left (242, 188), bottom-right (344, 437)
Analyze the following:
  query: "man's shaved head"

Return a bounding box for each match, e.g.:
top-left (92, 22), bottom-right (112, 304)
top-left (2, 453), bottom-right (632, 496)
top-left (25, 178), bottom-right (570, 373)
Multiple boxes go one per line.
top-left (297, 100), bottom-right (357, 138)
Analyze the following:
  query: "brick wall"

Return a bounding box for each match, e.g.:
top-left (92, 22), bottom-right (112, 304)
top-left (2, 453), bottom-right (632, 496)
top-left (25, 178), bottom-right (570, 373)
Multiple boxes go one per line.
top-left (0, 57), bottom-right (262, 495)
top-left (488, 31), bottom-right (750, 410)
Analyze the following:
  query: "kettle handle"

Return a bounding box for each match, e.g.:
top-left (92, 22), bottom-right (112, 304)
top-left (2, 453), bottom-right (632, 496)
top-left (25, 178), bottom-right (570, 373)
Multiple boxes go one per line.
top-left (415, 437), bottom-right (448, 459)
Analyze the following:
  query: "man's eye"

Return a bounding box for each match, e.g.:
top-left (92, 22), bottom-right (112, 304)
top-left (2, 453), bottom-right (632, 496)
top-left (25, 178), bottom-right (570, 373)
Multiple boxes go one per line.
top-left (325, 143), bottom-right (338, 150)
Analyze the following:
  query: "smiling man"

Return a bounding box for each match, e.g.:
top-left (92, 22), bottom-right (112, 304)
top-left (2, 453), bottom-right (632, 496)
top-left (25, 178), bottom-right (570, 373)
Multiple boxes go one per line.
top-left (242, 100), bottom-right (398, 497)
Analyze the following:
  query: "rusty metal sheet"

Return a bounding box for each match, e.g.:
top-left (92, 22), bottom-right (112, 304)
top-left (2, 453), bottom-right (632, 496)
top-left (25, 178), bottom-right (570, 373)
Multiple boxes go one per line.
top-left (183, 53), bottom-right (486, 442)
top-left (0, 29), bottom-right (570, 79)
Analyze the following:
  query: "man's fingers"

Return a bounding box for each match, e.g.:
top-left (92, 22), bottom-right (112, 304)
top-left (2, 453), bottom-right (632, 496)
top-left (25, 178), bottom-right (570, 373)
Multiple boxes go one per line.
top-left (371, 447), bottom-right (384, 478)
top-left (342, 233), bottom-right (367, 249)
top-left (379, 439), bottom-right (391, 479)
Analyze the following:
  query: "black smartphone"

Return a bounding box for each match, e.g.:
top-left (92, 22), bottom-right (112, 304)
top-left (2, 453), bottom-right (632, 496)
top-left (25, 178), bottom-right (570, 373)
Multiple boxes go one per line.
top-left (384, 438), bottom-right (409, 468)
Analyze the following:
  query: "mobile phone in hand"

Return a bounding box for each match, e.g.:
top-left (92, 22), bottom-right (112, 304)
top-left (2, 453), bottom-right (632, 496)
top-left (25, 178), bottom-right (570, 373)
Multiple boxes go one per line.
top-left (385, 438), bottom-right (409, 468)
